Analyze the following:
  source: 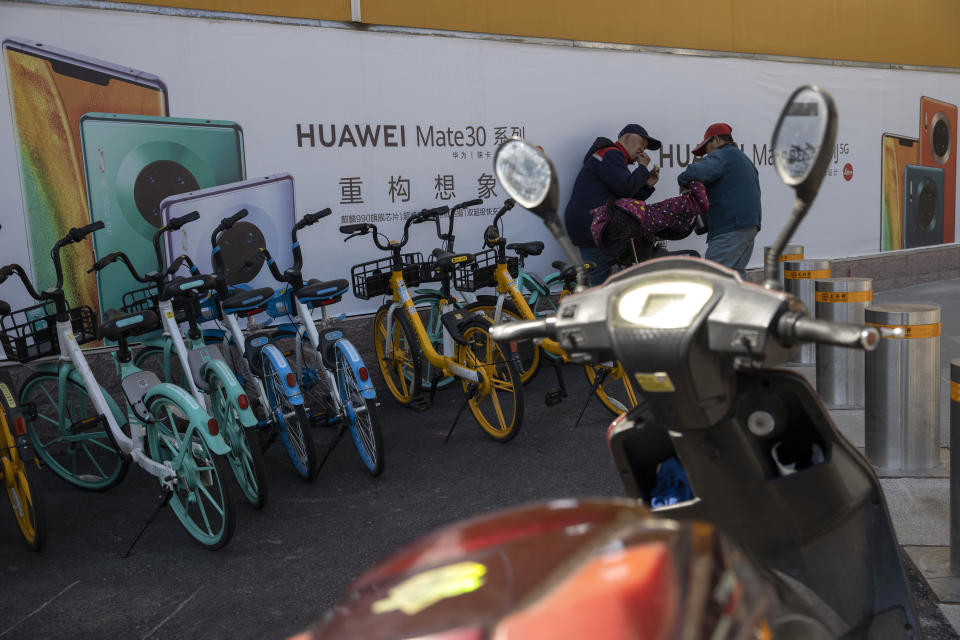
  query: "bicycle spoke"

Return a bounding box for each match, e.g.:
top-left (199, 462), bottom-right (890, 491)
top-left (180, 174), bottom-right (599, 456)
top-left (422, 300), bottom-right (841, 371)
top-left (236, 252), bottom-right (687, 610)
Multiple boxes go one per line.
top-left (81, 444), bottom-right (108, 478)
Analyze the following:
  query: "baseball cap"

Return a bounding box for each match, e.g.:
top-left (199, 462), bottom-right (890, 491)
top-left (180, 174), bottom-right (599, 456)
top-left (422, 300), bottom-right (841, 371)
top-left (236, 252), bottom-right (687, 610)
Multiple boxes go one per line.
top-left (618, 124), bottom-right (661, 150)
top-left (692, 123), bottom-right (733, 156)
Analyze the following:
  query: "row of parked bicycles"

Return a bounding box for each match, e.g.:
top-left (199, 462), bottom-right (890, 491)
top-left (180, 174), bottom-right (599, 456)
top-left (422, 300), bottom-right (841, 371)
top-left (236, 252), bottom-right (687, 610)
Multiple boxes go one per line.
top-left (0, 196), bottom-right (637, 552)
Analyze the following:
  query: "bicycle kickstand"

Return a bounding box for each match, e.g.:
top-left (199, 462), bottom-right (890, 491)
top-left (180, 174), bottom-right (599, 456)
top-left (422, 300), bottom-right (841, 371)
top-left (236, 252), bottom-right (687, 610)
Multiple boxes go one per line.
top-left (573, 366), bottom-right (609, 428)
top-left (544, 357), bottom-right (568, 407)
top-left (123, 486), bottom-right (172, 558)
top-left (445, 385), bottom-right (478, 443)
top-left (316, 423), bottom-right (347, 473)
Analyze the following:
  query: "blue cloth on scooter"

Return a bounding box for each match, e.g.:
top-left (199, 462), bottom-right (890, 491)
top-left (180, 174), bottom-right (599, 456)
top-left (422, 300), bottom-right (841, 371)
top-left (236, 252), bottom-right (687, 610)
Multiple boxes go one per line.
top-left (650, 457), bottom-right (693, 508)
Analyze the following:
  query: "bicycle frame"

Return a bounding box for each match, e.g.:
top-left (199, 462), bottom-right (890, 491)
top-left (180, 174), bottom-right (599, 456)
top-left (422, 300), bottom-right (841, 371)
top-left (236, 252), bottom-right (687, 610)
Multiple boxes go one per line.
top-left (487, 263), bottom-right (568, 361)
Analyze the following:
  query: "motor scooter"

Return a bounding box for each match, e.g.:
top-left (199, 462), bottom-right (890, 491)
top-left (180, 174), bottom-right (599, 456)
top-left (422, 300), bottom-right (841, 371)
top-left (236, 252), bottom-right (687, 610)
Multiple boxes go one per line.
top-left (294, 86), bottom-right (919, 639)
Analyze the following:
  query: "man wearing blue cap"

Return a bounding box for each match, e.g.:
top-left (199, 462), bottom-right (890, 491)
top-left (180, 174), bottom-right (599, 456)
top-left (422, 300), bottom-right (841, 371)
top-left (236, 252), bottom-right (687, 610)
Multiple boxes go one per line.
top-left (563, 124), bottom-right (661, 286)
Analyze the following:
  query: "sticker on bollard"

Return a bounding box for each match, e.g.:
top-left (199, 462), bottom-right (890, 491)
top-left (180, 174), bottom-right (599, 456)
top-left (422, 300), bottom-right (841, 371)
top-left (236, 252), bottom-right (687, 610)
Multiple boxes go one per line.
top-left (785, 269), bottom-right (831, 280)
top-left (866, 321), bottom-right (941, 338)
top-left (815, 290), bottom-right (873, 303)
top-left (784, 259), bottom-right (830, 365)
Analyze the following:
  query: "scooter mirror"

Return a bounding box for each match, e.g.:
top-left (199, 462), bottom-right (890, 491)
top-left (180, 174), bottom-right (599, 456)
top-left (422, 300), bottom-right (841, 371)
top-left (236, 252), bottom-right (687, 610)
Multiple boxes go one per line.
top-left (494, 139), bottom-right (587, 289)
top-left (771, 86), bottom-right (836, 197)
top-left (494, 138), bottom-right (558, 215)
top-left (764, 86), bottom-right (837, 289)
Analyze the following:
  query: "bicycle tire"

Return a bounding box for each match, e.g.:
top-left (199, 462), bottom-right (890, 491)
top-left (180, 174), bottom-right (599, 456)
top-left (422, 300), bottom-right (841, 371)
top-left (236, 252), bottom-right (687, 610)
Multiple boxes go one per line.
top-left (208, 374), bottom-right (268, 509)
top-left (299, 345), bottom-right (338, 426)
top-left (2, 417), bottom-right (47, 551)
top-left (456, 318), bottom-right (524, 442)
top-left (584, 361), bottom-right (640, 416)
top-left (335, 348), bottom-right (385, 476)
top-left (411, 293), bottom-right (456, 391)
top-left (373, 304), bottom-right (423, 406)
top-left (467, 296), bottom-right (542, 384)
top-left (145, 396), bottom-right (236, 549)
top-left (262, 354), bottom-right (318, 480)
top-left (20, 373), bottom-right (128, 491)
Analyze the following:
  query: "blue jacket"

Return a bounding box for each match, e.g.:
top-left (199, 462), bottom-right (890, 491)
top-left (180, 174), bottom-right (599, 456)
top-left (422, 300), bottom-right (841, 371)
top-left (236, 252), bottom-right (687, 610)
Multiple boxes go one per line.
top-left (677, 144), bottom-right (761, 240)
top-left (563, 143), bottom-right (655, 248)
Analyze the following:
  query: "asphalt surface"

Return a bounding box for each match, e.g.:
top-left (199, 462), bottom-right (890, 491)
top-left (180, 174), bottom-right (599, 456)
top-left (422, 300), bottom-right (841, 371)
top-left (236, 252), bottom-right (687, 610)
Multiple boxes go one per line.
top-left (2, 357), bottom-right (956, 639)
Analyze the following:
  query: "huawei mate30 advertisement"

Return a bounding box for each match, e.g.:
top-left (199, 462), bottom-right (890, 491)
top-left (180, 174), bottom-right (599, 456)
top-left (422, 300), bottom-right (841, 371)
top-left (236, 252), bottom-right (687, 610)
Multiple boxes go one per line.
top-left (1, 4), bottom-right (959, 316)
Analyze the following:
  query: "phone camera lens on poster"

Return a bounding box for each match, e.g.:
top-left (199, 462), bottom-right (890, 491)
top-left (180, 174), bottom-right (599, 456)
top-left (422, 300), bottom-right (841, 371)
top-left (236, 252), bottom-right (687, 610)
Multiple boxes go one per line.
top-left (133, 160), bottom-right (199, 227)
top-left (216, 221), bottom-right (267, 286)
top-left (917, 179), bottom-right (938, 230)
top-left (929, 112), bottom-right (951, 164)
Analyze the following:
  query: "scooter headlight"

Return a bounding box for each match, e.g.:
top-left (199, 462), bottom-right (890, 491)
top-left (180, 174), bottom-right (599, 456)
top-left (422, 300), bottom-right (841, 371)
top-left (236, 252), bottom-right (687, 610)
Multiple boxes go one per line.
top-left (617, 281), bottom-right (713, 329)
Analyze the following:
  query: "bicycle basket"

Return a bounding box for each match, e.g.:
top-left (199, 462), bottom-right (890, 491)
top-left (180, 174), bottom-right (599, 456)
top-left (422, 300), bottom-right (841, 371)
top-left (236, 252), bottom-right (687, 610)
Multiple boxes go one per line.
top-left (453, 249), bottom-right (518, 293)
top-left (120, 284), bottom-right (202, 323)
top-left (0, 302), bottom-right (98, 362)
top-left (350, 253), bottom-right (423, 300)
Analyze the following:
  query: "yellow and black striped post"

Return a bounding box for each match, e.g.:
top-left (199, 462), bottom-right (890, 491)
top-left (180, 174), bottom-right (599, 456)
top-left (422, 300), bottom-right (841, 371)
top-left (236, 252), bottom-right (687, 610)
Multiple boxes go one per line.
top-left (784, 258), bottom-right (830, 364)
top-left (763, 244), bottom-right (803, 289)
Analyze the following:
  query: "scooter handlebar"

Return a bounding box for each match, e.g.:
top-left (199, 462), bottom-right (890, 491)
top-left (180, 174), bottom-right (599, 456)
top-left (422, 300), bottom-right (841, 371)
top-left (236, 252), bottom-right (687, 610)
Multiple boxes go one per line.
top-left (490, 317), bottom-right (557, 344)
top-left (777, 312), bottom-right (880, 351)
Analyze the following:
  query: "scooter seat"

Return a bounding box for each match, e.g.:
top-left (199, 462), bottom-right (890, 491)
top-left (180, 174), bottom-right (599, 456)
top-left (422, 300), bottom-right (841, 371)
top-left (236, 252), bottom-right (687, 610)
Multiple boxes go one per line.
top-left (296, 279), bottom-right (349, 302)
top-left (161, 275), bottom-right (216, 301)
top-left (506, 241), bottom-right (544, 258)
top-left (221, 287), bottom-right (275, 314)
top-left (98, 309), bottom-right (159, 341)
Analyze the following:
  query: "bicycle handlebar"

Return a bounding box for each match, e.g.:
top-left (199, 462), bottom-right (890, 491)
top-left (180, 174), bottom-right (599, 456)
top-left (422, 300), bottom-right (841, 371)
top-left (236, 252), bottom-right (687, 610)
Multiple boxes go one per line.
top-left (209, 209), bottom-right (249, 278)
top-left (290, 208), bottom-right (332, 273)
top-left (0, 264), bottom-right (44, 302)
top-left (152, 210), bottom-right (200, 271)
top-left (340, 207), bottom-right (447, 252)
top-left (50, 221), bottom-right (105, 299)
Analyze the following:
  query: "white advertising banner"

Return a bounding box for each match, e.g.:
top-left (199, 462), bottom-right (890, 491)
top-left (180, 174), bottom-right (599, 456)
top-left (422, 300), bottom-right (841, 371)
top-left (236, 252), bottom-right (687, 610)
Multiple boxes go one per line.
top-left (1, 2), bottom-right (958, 315)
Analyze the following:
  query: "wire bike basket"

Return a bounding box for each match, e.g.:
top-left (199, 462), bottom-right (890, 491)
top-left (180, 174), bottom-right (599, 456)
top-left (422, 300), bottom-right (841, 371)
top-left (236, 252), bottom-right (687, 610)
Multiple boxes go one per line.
top-left (350, 253), bottom-right (424, 300)
top-left (0, 302), bottom-right (98, 362)
top-left (453, 249), bottom-right (518, 293)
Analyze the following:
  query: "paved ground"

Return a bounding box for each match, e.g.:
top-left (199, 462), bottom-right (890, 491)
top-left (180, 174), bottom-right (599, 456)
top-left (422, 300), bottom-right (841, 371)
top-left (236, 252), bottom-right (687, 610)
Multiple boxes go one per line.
top-left (4, 280), bottom-right (960, 639)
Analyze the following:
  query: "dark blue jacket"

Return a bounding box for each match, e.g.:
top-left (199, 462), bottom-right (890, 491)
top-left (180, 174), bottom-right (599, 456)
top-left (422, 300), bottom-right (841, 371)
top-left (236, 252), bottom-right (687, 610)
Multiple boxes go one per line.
top-left (563, 143), bottom-right (655, 247)
top-left (677, 144), bottom-right (761, 241)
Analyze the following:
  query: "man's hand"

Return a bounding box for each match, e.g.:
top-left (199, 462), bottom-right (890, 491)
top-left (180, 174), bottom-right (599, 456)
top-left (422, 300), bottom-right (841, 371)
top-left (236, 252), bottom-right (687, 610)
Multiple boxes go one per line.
top-left (636, 151), bottom-right (651, 167)
top-left (646, 164), bottom-right (660, 187)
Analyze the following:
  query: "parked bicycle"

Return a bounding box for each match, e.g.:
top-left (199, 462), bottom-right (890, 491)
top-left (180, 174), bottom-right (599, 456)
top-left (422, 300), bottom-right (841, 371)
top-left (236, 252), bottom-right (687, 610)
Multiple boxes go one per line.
top-left (252, 208), bottom-right (385, 476)
top-left (343, 208), bottom-right (524, 441)
top-left (88, 210), bottom-right (268, 509)
top-left (5, 223), bottom-right (235, 549)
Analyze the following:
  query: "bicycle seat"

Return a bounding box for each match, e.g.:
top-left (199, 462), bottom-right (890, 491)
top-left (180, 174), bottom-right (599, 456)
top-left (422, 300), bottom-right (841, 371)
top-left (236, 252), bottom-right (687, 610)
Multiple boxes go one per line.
top-left (551, 261), bottom-right (598, 283)
top-left (0, 301), bottom-right (9, 316)
top-left (161, 275), bottom-right (216, 300)
top-left (296, 278), bottom-right (348, 302)
top-left (432, 251), bottom-right (475, 270)
top-left (98, 309), bottom-right (159, 341)
top-left (506, 241), bottom-right (544, 258)
top-left (221, 287), bottom-right (275, 315)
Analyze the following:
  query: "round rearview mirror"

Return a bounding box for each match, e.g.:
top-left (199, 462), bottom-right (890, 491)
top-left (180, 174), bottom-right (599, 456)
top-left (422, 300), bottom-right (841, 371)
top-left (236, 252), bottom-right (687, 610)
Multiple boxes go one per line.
top-left (771, 86), bottom-right (836, 190)
top-left (494, 139), bottom-right (554, 211)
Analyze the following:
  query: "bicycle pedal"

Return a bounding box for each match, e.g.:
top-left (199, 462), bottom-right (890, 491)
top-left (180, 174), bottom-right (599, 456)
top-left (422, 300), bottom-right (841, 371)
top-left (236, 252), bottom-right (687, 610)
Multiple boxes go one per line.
top-left (406, 395), bottom-right (431, 411)
top-left (544, 389), bottom-right (564, 407)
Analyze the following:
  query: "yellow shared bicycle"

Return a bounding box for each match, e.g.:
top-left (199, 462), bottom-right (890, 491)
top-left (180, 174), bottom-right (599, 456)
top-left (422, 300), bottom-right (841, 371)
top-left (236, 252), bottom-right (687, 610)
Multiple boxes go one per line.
top-left (342, 207), bottom-right (524, 442)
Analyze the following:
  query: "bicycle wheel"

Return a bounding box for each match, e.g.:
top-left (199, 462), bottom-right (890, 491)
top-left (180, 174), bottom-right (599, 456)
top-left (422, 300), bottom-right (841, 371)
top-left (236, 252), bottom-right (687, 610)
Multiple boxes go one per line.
top-left (262, 354), bottom-right (318, 480)
top-left (145, 396), bottom-right (235, 549)
top-left (20, 373), bottom-right (128, 491)
top-left (135, 346), bottom-right (187, 388)
top-left (373, 304), bottom-right (423, 406)
top-left (299, 344), bottom-right (338, 426)
top-left (584, 361), bottom-right (640, 416)
top-left (456, 319), bottom-right (524, 442)
top-left (335, 348), bottom-right (385, 476)
top-left (208, 374), bottom-right (268, 509)
top-left (467, 296), bottom-right (542, 384)
top-left (1, 415), bottom-right (47, 551)
top-left (411, 293), bottom-right (456, 391)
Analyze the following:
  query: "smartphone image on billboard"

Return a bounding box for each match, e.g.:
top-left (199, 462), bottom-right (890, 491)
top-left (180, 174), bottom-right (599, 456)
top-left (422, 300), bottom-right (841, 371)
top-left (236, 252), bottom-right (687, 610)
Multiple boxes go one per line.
top-left (903, 164), bottom-right (945, 249)
top-left (160, 173), bottom-right (296, 293)
top-left (919, 96), bottom-right (957, 244)
top-left (79, 113), bottom-right (246, 314)
top-left (880, 134), bottom-right (918, 251)
top-left (3, 37), bottom-right (168, 311)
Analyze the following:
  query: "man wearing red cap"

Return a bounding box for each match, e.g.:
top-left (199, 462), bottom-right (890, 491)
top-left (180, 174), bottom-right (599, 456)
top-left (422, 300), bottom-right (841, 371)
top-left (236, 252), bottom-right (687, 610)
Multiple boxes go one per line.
top-left (677, 123), bottom-right (761, 277)
top-left (563, 124), bottom-right (661, 285)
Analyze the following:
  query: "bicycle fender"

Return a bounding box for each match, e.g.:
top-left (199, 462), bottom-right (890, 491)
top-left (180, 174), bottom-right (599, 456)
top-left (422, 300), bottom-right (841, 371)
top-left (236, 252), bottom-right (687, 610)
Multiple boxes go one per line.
top-left (332, 339), bottom-right (376, 400)
top-left (29, 362), bottom-right (126, 425)
top-left (0, 379), bottom-right (34, 462)
top-left (441, 309), bottom-right (484, 346)
top-left (143, 383), bottom-right (231, 456)
top-left (200, 357), bottom-right (258, 428)
top-left (261, 344), bottom-right (304, 406)
top-left (522, 271), bottom-right (551, 297)
top-left (201, 328), bottom-right (227, 343)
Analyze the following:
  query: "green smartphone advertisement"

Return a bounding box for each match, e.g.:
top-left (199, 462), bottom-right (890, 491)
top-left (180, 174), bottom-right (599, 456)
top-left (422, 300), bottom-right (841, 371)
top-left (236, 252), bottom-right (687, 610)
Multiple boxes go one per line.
top-left (79, 113), bottom-right (245, 314)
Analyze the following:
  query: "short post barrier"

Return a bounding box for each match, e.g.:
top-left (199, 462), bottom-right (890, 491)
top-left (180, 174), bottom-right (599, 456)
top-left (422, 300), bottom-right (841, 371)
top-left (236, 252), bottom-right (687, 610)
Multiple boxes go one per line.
top-left (784, 258), bottom-right (830, 365)
top-left (951, 359), bottom-right (960, 574)
top-left (864, 304), bottom-right (941, 470)
top-left (815, 277), bottom-right (872, 408)
top-left (763, 244), bottom-right (803, 289)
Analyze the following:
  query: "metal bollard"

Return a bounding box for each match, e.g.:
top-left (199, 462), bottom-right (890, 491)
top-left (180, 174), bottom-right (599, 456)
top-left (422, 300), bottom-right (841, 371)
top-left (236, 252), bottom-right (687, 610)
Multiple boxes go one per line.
top-left (951, 360), bottom-right (960, 574)
top-left (763, 244), bottom-right (803, 289)
top-left (784, 259), bottom-right (830, 364)
top-left (864, 304), bottom-right (941, 470)
top-left (815, 278), bottom-right (872, 408)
